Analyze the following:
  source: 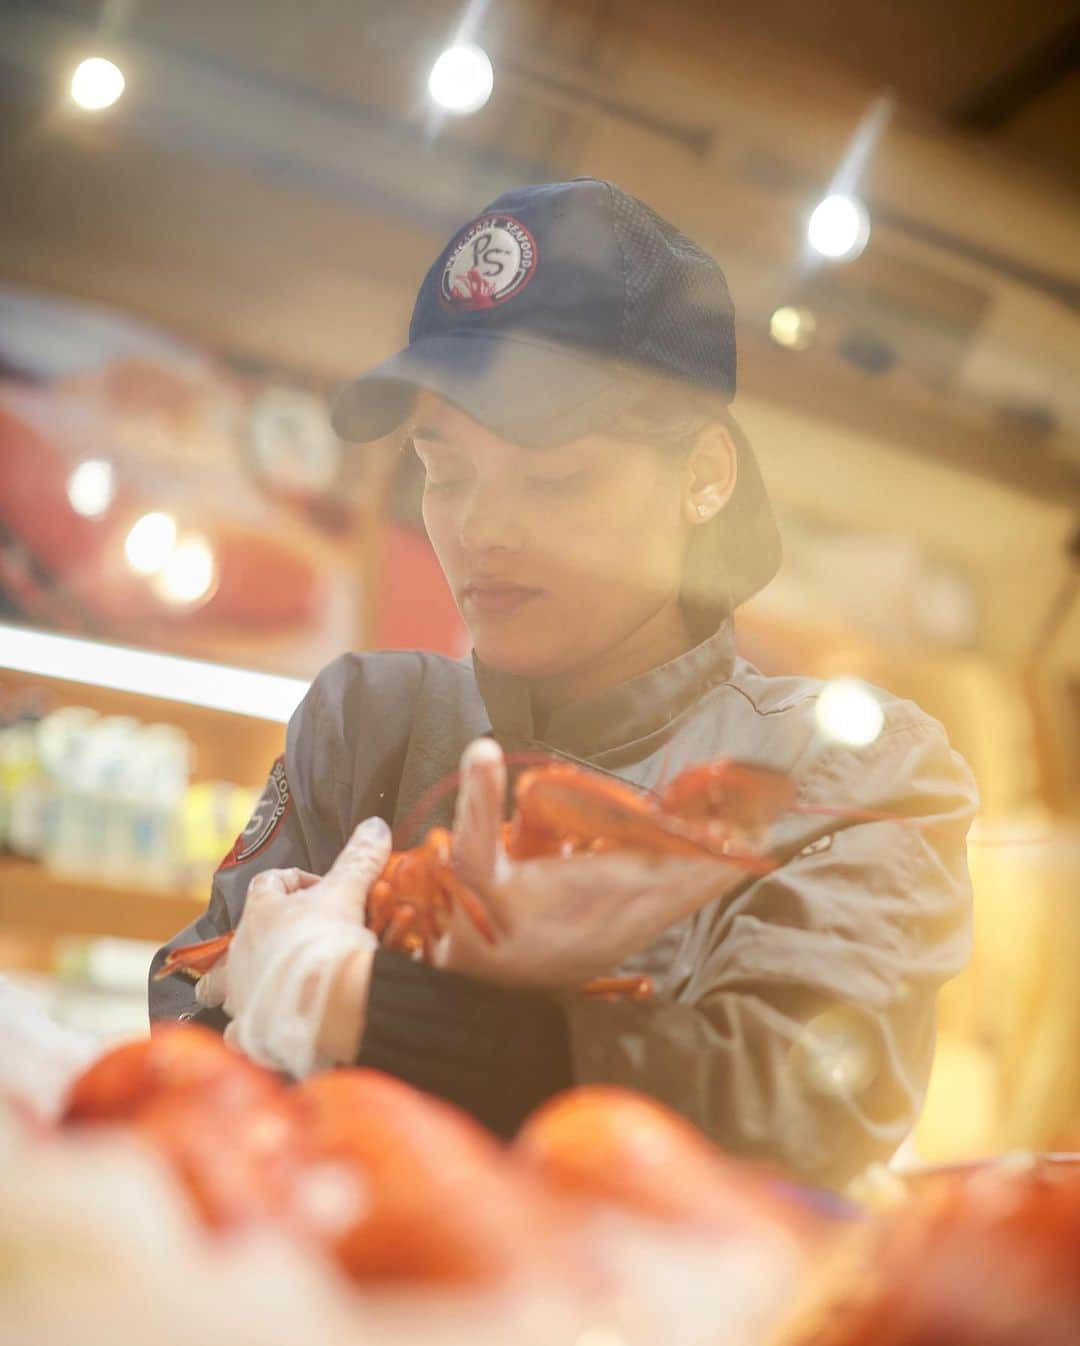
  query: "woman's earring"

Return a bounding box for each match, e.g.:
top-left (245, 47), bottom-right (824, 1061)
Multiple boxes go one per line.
top-left (696, 502), bottom-right (711, 520)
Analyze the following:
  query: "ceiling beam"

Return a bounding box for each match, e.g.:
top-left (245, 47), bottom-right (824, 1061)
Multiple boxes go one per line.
top-left (950, 16), bottom-right (1080, 132)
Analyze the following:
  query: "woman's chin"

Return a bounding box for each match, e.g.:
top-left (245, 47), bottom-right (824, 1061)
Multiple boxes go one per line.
top-left (470, 630), bottom-right (567, 679)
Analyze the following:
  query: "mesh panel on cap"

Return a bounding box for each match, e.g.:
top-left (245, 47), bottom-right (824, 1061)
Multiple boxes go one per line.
top-left (607, 186), bottom-right (738, 399)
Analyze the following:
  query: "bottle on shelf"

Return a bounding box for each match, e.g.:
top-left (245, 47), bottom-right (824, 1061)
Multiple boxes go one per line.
top-left (126, 724), bottom-right (192, 890)
top-left (0, 689), bottom-right (50, 857)
top-left (31, 706), bottom-right (100, 869)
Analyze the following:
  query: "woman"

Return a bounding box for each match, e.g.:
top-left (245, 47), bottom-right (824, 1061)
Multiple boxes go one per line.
top-left (151, 180), bottom-right (976, 1190)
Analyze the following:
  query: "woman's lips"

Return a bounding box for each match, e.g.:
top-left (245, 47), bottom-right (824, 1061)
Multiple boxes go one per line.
top-left (462, 582), bottom-right (543, 614)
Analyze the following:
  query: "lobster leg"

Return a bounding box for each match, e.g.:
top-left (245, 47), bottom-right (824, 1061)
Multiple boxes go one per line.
top-left (367, 876), bottom-right (397, 939)
top-left (154, 933), bottom-right (233, 981)
top-left (423, 829), bottom-right (499, 946)
top-left (383, 904), bottom-right (424, 958)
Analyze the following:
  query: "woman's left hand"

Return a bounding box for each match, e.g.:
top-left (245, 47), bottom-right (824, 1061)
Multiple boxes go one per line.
top-left (438, 738), bottom-right (749, 991)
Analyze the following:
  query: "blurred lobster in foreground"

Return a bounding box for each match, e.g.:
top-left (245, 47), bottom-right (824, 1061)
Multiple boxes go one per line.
top-left (774, 1154), bottom-right (1080, 1346)
top-left (157, 755), bottom-right (802, 1002)
top-left (59, 1024), bottom-right (823, 1298)
top-left (46, 1025), bottom-right (1080, 1341)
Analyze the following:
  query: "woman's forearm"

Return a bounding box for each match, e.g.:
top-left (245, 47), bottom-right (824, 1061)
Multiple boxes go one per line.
top-left (355, 949), bottom-right (574, 1137)
top-left (316, 944), bottom-right (376, 1064)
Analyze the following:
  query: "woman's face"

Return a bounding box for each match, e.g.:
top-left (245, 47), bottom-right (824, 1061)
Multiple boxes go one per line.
top-left (410, 393), bottom-right (692, 678)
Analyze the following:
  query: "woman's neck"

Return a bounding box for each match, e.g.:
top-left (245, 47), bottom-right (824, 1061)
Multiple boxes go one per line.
top-left (528, 597), bottom-right (696, 722)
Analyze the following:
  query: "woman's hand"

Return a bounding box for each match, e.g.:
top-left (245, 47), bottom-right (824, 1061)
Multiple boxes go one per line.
top-left (439, 739), bottom-right (750, 991)
top-left (196, 817), bottom-right (392, 1077)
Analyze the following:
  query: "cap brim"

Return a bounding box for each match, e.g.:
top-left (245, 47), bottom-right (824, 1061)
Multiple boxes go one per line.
top-left (331, 334), bottom-right (640, 448)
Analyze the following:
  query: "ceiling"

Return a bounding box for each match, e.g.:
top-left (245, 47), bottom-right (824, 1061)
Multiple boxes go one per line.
top-left (39, 0), bottom-right (1080, 185)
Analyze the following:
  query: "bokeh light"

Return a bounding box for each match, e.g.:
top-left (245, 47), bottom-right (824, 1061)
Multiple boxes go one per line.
top-left (152, 534), bottom-right (217, 605)
top-left (769, 305), bottom-right (817, 351)
top-left (124, 512), bottom-right (177, 575)
top-left (807, 193), bottom-right (870, 261)
top-left (66, 460), bottom-right (115, 519)
top-left (791, 1006), bottom-right (879, 1101)
top-left (428, 45), bottom-right (494, 115)
top-left (70, 57), bottom-right (126, 112)
top-left (815, 677), bottom-right (885, 746)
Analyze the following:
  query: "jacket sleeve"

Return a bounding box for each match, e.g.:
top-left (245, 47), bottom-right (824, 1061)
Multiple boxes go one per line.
top-left (147, 656), bottom-right (364, 1023)
top-left (355, 950), bottom-right (573, 1138)
top-left (562, 712), bottom-right (978, 1190)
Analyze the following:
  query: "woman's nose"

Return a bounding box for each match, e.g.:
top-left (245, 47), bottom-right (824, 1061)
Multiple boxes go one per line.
top-left (457, 488), bottom-right (525, 554)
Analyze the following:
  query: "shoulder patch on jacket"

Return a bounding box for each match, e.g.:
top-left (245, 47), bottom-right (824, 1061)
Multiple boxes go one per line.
top-left (218, 755), bottom-right (291, 871)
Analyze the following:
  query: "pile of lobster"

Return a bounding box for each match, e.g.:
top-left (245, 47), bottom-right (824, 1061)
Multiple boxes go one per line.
top-left (157, 754), bottom-right (802, 997)
top-left (52, 1025), bottom-right (828, 1346)
top-left (59, 1023), bottom-right (816, 1290)
top-left (777, 1156), bottom-right (1080, 1346)
top-left (54, 1025), bottom-right (1080, 1345)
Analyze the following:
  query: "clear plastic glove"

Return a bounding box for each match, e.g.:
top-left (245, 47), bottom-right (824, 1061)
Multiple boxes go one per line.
top-left (196, 817), bottom-right (391, 1078)
top-left (439, 738), bottom-right (751, 991)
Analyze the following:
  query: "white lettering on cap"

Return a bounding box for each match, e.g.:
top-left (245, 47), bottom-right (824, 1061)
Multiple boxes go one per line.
top-left (441, 215), bottom-right (538, 310)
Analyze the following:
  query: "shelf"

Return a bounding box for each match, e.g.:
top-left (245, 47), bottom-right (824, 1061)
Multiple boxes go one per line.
top-left (0, 666), bottom-right (285, 788)
top-left (0, 858), bottom-right (205, 943)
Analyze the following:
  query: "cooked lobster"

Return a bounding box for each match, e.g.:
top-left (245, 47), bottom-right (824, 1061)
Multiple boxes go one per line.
top-left (775, 1155), bottom-right (1080, 1346)
top-left (156, 755), bottom-right (793, 1000)
top-left (58, 1025), bottom-right (823, 1292)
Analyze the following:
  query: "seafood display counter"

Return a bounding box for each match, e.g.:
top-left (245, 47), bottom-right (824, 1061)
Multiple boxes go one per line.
top-left (1, 1018), bottom-right (1078, 1346)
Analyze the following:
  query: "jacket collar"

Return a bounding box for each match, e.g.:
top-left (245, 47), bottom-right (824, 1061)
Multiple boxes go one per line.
top-left (472, 617), bottom-right (736, 758)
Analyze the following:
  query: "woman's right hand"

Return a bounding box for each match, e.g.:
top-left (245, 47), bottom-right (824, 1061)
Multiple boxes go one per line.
top-left (195, 817), bottom-right (391, 1076)
top-left (439, 739), bottom-right (750, 991)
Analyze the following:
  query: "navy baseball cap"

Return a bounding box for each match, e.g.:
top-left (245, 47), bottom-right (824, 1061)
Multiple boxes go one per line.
top-left (333, 179), bottom-right (780, 605)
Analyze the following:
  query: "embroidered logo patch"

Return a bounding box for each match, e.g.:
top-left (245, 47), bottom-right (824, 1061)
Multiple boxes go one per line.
top-left (218, 755), bottom-right (291, 870)
top-left (441, 214), bottom-right (537, 309)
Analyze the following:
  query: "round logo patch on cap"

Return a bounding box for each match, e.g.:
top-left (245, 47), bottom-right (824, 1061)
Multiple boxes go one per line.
top-left (441, 215), bottom-right (537, 310)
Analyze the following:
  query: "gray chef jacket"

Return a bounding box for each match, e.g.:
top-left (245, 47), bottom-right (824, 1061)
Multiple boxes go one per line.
top-left (149, 618), bottom-right (976, 1190)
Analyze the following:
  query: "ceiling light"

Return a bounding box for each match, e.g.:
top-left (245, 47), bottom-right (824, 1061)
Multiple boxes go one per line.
top-left (66, 460), bottom-right (115, 519)
top-left (70, 57), bottom-right (126, 111)
top-left (428, 44), bottom-right (494, 115)
top-left (124, 512), bottom-right (176, 575)
top-left (807, 193), bottom-right (870, 261)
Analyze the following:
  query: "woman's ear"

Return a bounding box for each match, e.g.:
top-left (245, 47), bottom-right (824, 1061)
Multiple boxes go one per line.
top-left (683, 421), bottom-right (738, 526)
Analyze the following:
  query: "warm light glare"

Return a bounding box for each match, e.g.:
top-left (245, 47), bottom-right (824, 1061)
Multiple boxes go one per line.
top-left (70, 57), bottom-right (126, 111)
top-left (0, 624), bottom-right (308, 722)
top-left (815, 678), bottom-right (885, 746)
top-left (792, 1007), bottom-right (879, 1101)
top-left (769, 306), bottom-right (817, 351)
top-left (807, 193), bottom-right (870, 261)
top-left (124, 512), bottom-right (176, 575)
top-left (66, 459), bottom-right (115, 519)
top-left (153, 534), bottom-right (216, 605)
top-left (428, 44), bottom-right (494, 114)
